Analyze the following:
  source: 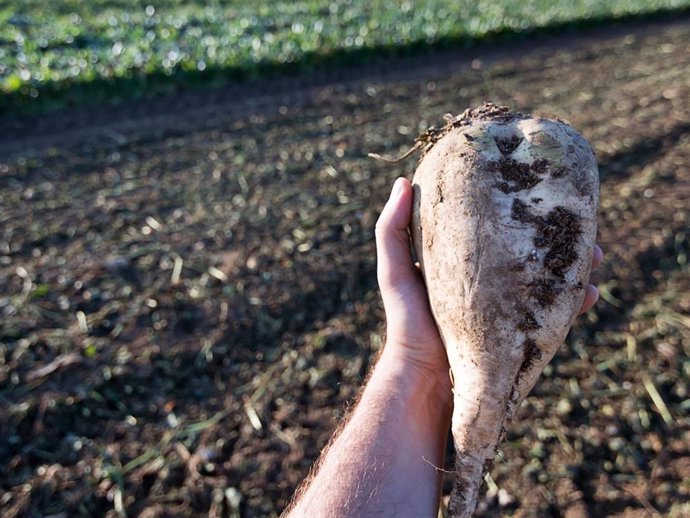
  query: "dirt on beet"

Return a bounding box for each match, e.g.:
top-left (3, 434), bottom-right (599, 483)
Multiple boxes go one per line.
top-left (492, 157), bottom-right (542, 193)
top-left (1, 17), bottom-right (689, 518)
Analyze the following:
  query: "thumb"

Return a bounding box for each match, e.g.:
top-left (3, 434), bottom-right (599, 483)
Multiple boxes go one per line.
top-left (375, 178), bottom-right (419, 294)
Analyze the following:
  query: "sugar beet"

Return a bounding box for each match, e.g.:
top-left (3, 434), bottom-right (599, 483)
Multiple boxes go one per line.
top-left (410, 104), bottom-right (599, 517)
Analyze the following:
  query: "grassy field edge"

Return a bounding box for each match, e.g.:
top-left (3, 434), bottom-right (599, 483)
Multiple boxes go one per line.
top-left (3, 6), bottom-right (690, 117)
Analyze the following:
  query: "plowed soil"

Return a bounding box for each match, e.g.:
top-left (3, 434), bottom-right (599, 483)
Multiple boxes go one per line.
top-left (1, 17), bottom-right (689, 518)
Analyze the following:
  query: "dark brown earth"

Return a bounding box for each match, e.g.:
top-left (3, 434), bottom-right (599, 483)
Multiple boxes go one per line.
top-left (519, 338), bottom-right (543, 375)
top-left (492, 158), bottom-right (542, 193)
top-left (1, 17), bottom-right (690, 518)
top-left (511, 199), bottom-right (582, 279)
top-left (496, 135), bottom-right (524, 156)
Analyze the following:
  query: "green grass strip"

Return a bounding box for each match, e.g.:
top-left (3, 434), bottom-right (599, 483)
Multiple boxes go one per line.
top-left (1, 0), bottom-right (690, 114)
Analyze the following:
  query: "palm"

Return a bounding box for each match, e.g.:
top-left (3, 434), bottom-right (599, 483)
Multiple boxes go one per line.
top-left (382, 266), bottom-right (449, 373)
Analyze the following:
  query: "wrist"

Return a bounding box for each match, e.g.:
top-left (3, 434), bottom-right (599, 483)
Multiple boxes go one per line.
top-left (375, 344), bottom-right (453, 422)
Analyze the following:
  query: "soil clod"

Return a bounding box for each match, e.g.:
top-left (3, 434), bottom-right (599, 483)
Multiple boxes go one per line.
top-left (495, 135), bottom-right (523, 156)
top-left (490, 158), bottom-right (542, 193)
top-left (511, 199), bottom-right (539, 225)
top-left (540, 207), bottom-right (582, 278)
top-left (511, 200), bottom-right (582, 277)
top-left (531, 158), bottom-right (550, 175)
top-left (519, 338), bottom-right (543, 373)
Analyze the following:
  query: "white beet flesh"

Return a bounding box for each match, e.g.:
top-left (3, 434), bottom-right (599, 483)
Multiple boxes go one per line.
top-left (410, 105), bottom-right (599, 517)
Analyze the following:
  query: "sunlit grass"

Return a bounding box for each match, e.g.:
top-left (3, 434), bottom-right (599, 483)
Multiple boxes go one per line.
top-left (1, 0), bottom-right (689, 111)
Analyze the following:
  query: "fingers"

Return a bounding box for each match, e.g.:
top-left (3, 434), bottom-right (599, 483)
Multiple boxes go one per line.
top-left (592, 245), bottom-right (603, 270)
top-left (578, 245), bottom-right (603, 314)
top-left (375, 178), bottom-right (419, 293)
top-left (579, 284), bottom-right (599, 314)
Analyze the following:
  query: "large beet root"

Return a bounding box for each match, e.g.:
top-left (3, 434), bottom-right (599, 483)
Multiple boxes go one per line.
top-left (410, 104), bottom-right (599, 517)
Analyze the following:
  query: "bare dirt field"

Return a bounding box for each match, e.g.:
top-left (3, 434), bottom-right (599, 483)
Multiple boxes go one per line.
top-left (1, 17), bottom-right (689, 518)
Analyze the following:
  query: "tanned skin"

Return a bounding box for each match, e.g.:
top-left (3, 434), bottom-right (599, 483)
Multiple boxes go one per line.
top-left (283, 178), bottom-right (602, 518)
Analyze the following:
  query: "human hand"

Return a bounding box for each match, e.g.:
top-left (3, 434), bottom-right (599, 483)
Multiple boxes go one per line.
top-left (375, 177), bottom-right (453, 399)
top-left (580, 244), bottom-right (603, 314)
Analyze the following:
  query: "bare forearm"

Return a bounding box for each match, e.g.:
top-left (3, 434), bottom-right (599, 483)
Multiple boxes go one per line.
top-left (284, 347), bottom-right (452, 518)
